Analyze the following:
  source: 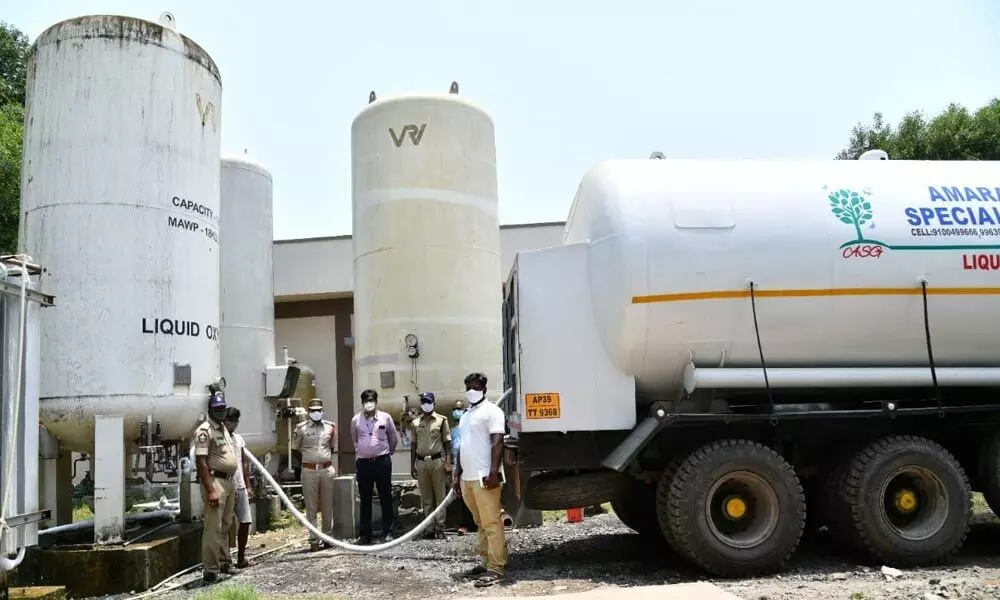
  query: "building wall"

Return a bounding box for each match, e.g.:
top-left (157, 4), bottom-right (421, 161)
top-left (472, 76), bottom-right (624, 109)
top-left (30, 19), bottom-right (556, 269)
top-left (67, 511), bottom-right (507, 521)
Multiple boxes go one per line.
top-left (272, 222), bottom-right (565, 473)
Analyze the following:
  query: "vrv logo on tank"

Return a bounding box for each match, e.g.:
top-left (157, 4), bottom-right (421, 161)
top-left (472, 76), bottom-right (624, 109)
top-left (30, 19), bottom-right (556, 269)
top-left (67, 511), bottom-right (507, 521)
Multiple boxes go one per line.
top-left (389, 124), bottom-right (427, 147)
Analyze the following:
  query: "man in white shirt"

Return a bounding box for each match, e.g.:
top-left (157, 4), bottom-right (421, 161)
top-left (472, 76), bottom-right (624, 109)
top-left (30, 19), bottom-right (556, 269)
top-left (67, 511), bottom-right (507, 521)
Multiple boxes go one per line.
top-left (452, 372), bottom-right (508, 587)
top-left (224, 408), bottom-right (254, 569)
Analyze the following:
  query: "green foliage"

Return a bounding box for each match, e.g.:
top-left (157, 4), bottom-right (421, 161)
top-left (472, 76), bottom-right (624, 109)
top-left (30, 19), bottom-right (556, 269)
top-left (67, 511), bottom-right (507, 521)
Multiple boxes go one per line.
top-left (0, 22), bottom-right (28, 107)
top-left (194, 584), bottom-right (263, 600)
top-left (837, 98), bottom-right (1000, 160)
top-left (0, 103), bottom-right (21, 252)
top-left (0, 22), bottom-right (27, 254)
top-left (73, 499), bottom-right (94, 522)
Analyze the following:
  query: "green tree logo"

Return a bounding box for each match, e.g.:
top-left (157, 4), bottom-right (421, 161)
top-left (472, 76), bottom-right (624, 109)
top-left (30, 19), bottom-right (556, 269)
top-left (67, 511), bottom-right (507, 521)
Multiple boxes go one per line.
top-left (829, 188), bottom-right (873, 244)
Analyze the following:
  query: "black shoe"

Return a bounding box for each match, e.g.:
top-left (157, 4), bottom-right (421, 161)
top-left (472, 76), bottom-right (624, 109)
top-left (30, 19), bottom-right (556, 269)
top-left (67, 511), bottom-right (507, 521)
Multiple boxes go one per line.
top-left (220, 563), bottom-right (233, 575)
top-left (203, 572), bottom-right (219, 584)
top-left (356, 536), bottom-right (372, 545)
top-left (323, 542), bottom-right (335, 550)
top-left (460, 565), bottom-right (488, 579)
top-left (309, 542), bottom-right (321, 552)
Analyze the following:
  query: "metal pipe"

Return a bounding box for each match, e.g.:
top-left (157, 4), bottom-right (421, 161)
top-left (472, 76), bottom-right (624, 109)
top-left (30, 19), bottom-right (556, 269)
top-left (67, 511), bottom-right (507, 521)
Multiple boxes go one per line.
top-left (39, 509), bottom-right (177, 536)
top-left (683, 364), bottom-right (1000, 393)
top-left (124, 519), bottom-right (175, 546)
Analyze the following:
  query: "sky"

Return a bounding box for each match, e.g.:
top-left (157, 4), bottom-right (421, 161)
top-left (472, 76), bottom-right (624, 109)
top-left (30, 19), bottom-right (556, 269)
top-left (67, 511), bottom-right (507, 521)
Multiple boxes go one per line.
top-left (5, 0), bottom-right (1000, 240)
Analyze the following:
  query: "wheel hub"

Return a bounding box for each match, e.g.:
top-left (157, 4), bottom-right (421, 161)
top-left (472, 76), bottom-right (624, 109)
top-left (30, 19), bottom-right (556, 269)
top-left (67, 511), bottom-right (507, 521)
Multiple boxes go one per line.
top-left (723, 496), bottom-right (747, 520)
top-left (879, 466), bottom-right (948, 542)
top-left (894, 489), bottom-right (918, 514)
top-left (705, 471), bottom-right (780, 549)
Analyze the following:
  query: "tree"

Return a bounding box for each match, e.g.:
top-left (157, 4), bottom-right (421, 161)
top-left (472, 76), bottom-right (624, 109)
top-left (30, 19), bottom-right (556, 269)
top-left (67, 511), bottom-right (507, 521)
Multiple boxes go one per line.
top-left (0, 22), bottom-right (29, 254)
top-left (0, 103), bottom-right (22, 253)
top-left (836, 98), bottom-right (1000, 160)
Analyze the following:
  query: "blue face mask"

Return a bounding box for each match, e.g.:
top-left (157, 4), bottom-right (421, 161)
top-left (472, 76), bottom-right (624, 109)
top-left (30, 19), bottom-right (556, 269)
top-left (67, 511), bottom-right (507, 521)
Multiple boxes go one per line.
top-left (452, 409), bottom-right (466, 420)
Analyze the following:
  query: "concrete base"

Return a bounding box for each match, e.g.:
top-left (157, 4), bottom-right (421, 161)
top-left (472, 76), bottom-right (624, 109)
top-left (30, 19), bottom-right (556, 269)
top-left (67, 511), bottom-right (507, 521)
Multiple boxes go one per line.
top-left (14, 522), bottom-right (203, 597)
top-left (9, 587), bottom-right (67, 600)
top-left (332, 476), bottom-right (357, 539)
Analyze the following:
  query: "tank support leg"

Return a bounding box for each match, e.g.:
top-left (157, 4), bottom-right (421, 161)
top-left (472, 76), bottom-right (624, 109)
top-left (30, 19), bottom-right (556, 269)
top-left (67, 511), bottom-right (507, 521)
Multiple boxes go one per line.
top-left (93, 415), bottom-right (125, 545)
top-left (179, 463), bottom-right (204, 522)
top-left (39, 426), bottom-right (72, 526)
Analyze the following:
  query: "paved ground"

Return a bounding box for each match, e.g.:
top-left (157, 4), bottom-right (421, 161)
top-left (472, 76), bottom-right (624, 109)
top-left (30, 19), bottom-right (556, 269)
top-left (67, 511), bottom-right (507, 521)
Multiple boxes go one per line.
top-left (135, 499), bottom-right (1000, 600)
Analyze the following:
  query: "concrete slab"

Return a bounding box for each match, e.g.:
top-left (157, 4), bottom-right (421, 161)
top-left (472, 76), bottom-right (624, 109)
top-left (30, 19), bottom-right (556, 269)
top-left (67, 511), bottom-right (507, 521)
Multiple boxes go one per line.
top-left (8, 586), bottom-right (67, 600)
top-left (14, 522), bottom-right (203, 597)
top-left (457, 583), bottom-right (743, 600)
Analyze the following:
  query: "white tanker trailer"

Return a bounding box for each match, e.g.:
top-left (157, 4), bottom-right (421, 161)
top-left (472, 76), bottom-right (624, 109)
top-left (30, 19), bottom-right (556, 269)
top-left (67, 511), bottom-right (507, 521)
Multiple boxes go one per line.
top-left (501, 156), bottom-right (1000, 578)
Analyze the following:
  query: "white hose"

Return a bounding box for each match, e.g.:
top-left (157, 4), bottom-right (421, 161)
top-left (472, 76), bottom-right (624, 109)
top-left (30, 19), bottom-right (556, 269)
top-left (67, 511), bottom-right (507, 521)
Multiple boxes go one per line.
top-left (0, 256), bottom-right (31, 571)
top-left (242, 387), bottom-right (512, 554)
top-left (244, 443), bottom-right (456, 552)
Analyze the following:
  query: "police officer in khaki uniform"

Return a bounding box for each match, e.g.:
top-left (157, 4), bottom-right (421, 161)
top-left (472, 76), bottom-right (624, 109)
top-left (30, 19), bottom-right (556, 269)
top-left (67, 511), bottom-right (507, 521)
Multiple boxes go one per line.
top-left (194, 392), bottom-right (239, 584)
top-left (291, 398), bottom-right (337, 551)
top-left (410, 392), bottom-right (452, 539)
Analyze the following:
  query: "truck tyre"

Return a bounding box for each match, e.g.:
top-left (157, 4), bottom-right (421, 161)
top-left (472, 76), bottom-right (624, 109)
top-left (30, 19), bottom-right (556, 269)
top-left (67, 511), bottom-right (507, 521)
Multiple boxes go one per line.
top-left (654, 455), bottom-right (686, 554)
top-left (611, 480), bottom-right (663, 543)
top-left (524, 470), bottom-right (631, 511)
top-left (822, 451), bottom-right (865, 555)
top-left (663, 439), bottom-right (805, 577)
top-left (802, 480), bottom-right (824, 534)
top-left (839, 435), bottom-right (971, 567)
top-left (976, 430), bottom-right (1000, 517)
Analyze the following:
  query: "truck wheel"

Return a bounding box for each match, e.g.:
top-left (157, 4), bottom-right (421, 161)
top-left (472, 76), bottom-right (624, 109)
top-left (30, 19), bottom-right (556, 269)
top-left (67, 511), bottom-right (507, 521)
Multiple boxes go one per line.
top-left (976, 430), bottom-right (1000, 517)
top-left (802, 480), bottom-right (824, 534)
top-left (655, 455), bottom-right (686, 554)
top-left (524, 470), bottom-right (631, 511)
top-left (663, 439), bottom-right (805, 577)
top-left (840, 435), bottom-right (971, 567)
top-left (611, 480), bottom-right (663, 543)
top-left (823, 451), bottom-right (865, 555)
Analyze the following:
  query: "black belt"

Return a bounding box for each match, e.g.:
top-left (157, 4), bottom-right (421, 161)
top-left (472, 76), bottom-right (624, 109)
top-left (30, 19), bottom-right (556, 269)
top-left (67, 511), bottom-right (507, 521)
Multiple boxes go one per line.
top-left (418, 453), bottom-right (443, 461)
top-left (212, 470), bottom-right (234, 480)
top-left (356, 454), bottom-right (390, 462)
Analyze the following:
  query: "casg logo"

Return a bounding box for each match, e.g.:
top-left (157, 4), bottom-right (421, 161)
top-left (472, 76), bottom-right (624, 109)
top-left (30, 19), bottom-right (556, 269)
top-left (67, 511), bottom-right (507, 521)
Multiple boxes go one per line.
top-left (389, 124), bottom-right (426, 147)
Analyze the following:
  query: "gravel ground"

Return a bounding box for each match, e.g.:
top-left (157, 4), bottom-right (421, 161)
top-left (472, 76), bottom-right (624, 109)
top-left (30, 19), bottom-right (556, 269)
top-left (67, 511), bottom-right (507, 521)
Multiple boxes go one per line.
top-left (133, 503), bottom-right (1000, 600)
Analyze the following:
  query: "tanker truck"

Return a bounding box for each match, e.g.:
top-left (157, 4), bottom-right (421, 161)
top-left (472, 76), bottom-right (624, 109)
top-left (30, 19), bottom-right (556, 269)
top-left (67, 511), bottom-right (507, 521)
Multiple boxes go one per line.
top-left (501, 156), bottom-right (1000, 578)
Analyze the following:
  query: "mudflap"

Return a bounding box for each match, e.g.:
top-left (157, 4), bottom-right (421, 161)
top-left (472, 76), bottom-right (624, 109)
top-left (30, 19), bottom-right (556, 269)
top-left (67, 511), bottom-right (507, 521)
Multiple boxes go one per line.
top-left (501, 439), bottom-right (543, 527)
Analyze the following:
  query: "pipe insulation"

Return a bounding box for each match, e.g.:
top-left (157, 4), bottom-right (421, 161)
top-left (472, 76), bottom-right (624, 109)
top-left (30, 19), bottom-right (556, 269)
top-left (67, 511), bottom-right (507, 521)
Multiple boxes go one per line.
top-left (39, 509), bottom-right (177, 536)
top-left (683, 364), bottom-right (1000, 394)
top-left (243, 388), bottom-right (513, 554)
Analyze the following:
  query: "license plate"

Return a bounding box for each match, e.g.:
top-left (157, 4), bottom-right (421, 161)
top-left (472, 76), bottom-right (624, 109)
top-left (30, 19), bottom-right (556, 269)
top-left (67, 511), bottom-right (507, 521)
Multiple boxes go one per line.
top-left (525, 393), bottom-right (560, 419)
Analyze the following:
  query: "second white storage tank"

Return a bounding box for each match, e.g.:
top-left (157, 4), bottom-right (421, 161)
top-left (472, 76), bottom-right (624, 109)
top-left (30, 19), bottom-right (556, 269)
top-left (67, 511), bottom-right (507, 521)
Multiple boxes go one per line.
top-left (351, 89), bottom-right (503, 417)
top-left (220, 156), bottom-right (276, 456)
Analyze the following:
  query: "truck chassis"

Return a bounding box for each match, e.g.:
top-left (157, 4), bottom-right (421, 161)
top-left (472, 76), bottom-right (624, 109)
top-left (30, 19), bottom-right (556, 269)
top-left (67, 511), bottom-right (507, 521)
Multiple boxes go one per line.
top-left (502, 266), bottom-right (1000, 578)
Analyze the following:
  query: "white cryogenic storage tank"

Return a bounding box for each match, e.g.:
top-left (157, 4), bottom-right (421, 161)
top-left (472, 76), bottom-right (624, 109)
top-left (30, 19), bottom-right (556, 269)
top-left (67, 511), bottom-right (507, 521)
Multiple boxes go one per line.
top-left (351, 85), bottom-right (503, 418)
top-left (21, 14), bottom-right (222, 452)
top-left (220, 156), bottom-right (276, 456)
top-left (562, 158), bottom-right (1000, 398)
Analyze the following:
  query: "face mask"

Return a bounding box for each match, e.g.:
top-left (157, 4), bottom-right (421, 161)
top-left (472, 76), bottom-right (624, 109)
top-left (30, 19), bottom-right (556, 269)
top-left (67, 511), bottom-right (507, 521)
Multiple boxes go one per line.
top-left (363, 401), bottom-right (376, 413)
top-left (452, 409), bottom-right (465, 420)
top-left (420, 402), bottom-right (434, 414)
top-left (309, 411), bottom-right (323, 422)
top-left (210, 409), bottom-right (228, 423)
top-left (465, 389), bottom-right (484, 405)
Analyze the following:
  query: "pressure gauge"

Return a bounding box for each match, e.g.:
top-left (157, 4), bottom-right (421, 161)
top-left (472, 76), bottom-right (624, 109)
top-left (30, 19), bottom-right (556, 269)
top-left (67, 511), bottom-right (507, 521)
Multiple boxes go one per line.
top-left (404, 333), bottom-right (418, 347)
